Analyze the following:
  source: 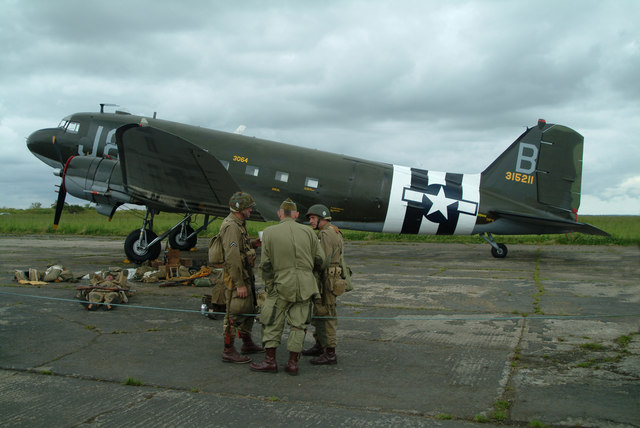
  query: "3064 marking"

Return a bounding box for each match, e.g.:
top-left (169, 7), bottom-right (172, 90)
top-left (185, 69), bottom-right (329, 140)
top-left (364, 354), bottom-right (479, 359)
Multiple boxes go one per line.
top-left (233, 155), bottom-right (248, 163)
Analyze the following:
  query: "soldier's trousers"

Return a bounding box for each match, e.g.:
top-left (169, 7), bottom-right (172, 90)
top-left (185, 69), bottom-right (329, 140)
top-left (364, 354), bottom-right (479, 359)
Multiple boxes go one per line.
top-left (226, 288), bottom-right (257, 336)
top-left (259, 295), bottom-right (310, 352)
top-left (88, 291), bottom-right (120, 304)
top-left (310, 302), bottom-right (337, 348)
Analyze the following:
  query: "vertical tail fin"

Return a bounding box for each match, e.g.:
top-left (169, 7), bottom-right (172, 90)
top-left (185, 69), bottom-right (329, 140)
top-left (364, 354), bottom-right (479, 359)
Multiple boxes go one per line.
top-left (479, 120), bottom-right (584, 221)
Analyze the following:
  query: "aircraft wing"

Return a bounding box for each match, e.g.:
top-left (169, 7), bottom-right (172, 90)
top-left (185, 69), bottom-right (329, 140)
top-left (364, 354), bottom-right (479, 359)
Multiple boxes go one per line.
top-left (493, 211), bottom-right (610, 236)
top-left (116, 125), bottom-right (260, 218)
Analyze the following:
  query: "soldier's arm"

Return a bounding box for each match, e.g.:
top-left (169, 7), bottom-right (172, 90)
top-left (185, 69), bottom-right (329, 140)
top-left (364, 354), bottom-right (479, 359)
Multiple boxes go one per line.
top-left (312, 234), bottom-right (326, 274)
top-left (318, 229), bottom-right (333, 270)
top-left (260, 239), bottom-right (275, 292)
top-left (250, 237), bottom-right (262, 248)
top-left (221, 225), bottom-right (245, 290)
top-left (261, 261), bottom-right (275, 292)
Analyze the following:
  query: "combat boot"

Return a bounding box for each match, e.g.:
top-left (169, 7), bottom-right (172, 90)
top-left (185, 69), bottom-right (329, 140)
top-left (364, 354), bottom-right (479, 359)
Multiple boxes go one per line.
top-left (285, 351), bottom-right (301, 376)
top-left (310, 347), bottom-right (337, 365)
top-left (240, 332), bottom-right (265, 354)
top-left (250, 348), bottom-right (278, 373)
top-left (302, 339), bottom-right (323, 356)
top-left (222, 342), bottom-right (251, 364)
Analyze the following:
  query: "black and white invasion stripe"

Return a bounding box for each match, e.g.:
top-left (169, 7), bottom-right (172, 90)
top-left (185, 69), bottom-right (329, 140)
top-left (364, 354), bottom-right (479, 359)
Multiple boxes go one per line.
top-left (382, 165), bottom-right (479, 235)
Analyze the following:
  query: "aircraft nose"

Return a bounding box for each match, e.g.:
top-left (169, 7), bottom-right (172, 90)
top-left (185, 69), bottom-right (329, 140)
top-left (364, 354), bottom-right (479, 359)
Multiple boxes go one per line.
top-left (27, 129), bottom-right (48, 154)
top-left (27, 128), bottom-right (63, 166)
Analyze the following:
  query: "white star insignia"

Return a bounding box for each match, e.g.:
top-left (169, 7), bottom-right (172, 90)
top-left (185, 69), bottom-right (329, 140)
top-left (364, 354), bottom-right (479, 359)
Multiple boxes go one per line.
top-left (424, 187), bottom-right (456, 220)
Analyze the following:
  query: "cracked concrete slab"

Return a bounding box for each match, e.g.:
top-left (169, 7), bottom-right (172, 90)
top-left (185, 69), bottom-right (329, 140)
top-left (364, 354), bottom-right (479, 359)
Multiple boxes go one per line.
top-left (1, 235), bottom-right (639, 427)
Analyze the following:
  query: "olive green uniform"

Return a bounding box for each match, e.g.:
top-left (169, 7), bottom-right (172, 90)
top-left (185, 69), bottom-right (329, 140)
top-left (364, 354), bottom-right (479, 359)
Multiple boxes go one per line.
top-left (259, 217), bottom-right (325, 352)
top-left (218, 212), bottom-right (258, 336)
top-left (311, 221), bottom-right (344, 348)
top-left (75, 270), bottom-right (132, 308)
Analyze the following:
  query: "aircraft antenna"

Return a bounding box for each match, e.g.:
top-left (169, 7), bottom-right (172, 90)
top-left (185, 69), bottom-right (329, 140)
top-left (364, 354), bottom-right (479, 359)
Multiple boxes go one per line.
top-left (99, 103), bottom-right (118, 113)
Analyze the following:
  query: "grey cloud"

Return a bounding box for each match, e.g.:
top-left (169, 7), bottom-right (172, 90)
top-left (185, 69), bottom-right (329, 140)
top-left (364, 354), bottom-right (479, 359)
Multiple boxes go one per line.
top-left (1, 1), bottom-right (639, 213)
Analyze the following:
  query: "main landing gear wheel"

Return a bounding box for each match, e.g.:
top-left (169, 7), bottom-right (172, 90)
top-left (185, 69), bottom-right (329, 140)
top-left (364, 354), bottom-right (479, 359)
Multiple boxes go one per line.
top-left (168, 225), bottom-right (197, 251)
top-left (124, 229), bottom-right (162, 263)
top-left (491, 243), bottom-right (508, 259)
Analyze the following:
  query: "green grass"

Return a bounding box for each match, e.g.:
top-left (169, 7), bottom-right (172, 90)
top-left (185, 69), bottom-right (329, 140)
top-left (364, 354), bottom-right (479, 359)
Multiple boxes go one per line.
top-left (529, 420), bottom-right (552, 428)
top-left (580, 343), bottom-right (605, 351)
top-left (0, 206), bottom-right (638, 245)
top-left (473, 414), bottom-right (490, 423)
top-left (122, 377), bottom-right (143, 386)
top-left (616, 333), bottom-right (637, 348)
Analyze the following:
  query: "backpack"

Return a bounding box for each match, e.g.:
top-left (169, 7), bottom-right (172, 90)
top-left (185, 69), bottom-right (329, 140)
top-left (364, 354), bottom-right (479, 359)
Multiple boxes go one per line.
top-left (208, 234), bottom-right (224, 265)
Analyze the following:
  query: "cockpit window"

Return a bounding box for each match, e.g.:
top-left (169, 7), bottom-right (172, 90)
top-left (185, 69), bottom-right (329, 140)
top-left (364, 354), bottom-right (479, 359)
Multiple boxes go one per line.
top-left (57, 118), bottom-right (80, 134)
top-left (66, 122), bottom-right (80, 134)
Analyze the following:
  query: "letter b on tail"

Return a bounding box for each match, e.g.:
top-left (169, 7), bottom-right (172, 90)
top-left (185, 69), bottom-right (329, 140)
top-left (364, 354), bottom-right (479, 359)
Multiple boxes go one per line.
top-left (515, 143), bottom-right (538, 174)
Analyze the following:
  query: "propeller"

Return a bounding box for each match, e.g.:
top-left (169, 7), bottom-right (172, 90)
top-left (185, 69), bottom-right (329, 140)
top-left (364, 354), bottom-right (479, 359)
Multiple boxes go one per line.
top-left (51, 136), bottom-right (70, 230)
top-left (53, 176), bottom-right (66, 230)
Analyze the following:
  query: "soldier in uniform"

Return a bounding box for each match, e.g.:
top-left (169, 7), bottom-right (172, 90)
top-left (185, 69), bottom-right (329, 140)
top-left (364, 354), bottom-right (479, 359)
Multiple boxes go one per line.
top-left (250, 198), bottom-right (325, 376)
top-left (303, 204), bottom-right (345, 365)
top-left (217, 191), bottom-right (264, 364)
top-left (76, 269), bottom-right (132, 311)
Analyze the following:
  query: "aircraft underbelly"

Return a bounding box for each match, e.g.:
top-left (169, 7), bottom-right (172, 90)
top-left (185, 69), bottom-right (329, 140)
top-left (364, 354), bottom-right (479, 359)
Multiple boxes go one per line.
top-left (382, 165), bottom-right (480, 235)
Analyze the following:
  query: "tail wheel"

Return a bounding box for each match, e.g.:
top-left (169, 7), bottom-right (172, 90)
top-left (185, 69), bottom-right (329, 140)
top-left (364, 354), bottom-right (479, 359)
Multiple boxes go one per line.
top-left (124, 229), bottom-right (161, 263)
top-left (169, 225), bottom-right (197, 250)
top-left (491, 243), bottom-right (508, 258)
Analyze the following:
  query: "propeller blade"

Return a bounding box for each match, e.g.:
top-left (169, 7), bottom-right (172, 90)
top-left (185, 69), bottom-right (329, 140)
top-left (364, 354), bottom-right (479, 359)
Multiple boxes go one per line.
top-left (53, 186), bottom-right (66, 230)
top-left (52, 156), bottom-right (74, 230)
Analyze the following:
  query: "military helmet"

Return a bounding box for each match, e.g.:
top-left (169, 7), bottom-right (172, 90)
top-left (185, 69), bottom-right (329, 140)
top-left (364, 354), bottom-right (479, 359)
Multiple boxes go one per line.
top-left (305, 204), bottom-right (331, 220)
top-left (229, 192), bottom-right (256, 212)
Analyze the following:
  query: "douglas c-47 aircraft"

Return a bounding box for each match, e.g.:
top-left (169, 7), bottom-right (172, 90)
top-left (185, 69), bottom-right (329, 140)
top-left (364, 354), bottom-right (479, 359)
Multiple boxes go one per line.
top-left (27, 105), bottom-right (609, 262)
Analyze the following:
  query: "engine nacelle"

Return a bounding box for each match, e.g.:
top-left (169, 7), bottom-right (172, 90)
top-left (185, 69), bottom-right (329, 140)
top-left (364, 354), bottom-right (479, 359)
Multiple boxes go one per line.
top-left (63, 156), bottom-right (132, 209)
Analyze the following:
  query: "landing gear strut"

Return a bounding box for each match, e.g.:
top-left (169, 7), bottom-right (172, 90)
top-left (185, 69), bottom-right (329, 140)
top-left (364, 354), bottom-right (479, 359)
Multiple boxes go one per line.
top-left (169, 222), bottom-right (197, 251)
top-left (124, 211), bottom-right (217, 264)
top-left (124, 209), bottom-right (162, 264)
top-left (167, 214), bottom-right (216, 251)
top-left (480, 233), bottom-right (508, 258)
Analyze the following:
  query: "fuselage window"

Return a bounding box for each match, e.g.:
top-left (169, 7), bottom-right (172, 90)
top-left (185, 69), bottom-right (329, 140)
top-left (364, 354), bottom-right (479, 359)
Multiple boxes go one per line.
top-left (275, 171), bottom-right (289, 182)
top-left (305, 177), bottom-right (319, 188)
top-left (245, 165), bottom-right (259, 177)
top-left (220, 160), bottom-right (230, 170)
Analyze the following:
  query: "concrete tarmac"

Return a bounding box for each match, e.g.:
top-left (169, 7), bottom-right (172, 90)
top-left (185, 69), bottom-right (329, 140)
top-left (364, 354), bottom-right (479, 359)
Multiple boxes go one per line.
top-left (1, 234), bottom-right (639, 427)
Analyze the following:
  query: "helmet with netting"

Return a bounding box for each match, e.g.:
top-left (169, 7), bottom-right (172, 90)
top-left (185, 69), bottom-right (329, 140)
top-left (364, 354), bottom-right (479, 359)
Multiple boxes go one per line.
top-left (229, 192), bottom-right (256, 212)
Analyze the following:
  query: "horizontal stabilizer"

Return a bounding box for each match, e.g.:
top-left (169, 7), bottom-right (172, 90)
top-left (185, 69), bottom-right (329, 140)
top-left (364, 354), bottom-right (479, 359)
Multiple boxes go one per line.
top-left (494, 211), bottom-right (610, 236)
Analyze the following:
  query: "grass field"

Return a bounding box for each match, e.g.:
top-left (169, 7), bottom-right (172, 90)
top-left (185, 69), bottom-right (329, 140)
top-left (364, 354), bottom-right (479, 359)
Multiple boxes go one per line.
top-left (0, 206), bottom-right (638, 246)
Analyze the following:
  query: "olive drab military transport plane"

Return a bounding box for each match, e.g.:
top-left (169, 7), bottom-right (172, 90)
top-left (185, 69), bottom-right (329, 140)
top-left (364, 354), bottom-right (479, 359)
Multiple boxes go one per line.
top-left (27, 105), bottom-right (609, 263)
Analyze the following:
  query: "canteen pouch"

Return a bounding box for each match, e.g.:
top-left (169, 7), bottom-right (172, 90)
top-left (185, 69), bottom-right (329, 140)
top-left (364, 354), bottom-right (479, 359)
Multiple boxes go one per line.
top-left (341, 252), bottom-right (353, 292)
top-left (328, 266), bottom-right (346, 296)
top-left (332, 278), bottom-right (347, 296)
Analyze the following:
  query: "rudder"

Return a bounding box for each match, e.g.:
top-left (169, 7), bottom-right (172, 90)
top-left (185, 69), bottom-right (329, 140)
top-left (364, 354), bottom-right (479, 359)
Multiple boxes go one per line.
top-left (535, 124), bottom-right (583, 212)
top-left (479, 120), bottom-right (584, 220)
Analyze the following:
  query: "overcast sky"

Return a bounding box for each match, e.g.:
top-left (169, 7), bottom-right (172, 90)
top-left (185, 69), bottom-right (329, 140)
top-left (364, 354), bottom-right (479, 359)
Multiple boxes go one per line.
top-left (1, 0), bottom-right (639, 215)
